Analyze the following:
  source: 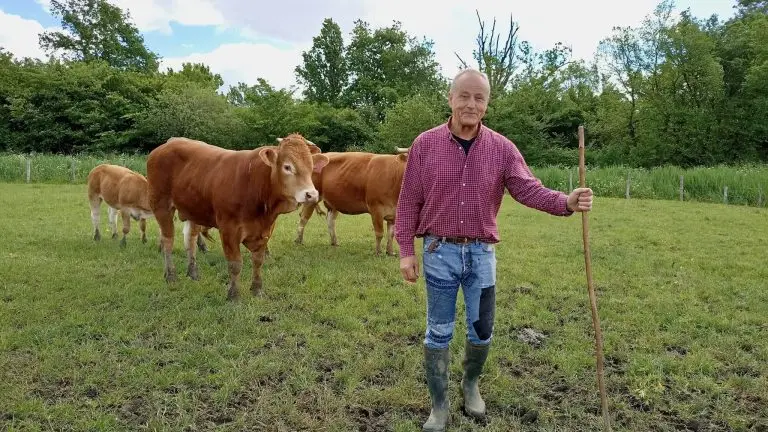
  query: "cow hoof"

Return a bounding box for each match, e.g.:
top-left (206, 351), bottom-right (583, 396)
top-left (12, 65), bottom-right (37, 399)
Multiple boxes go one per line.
top-left (227, 283), bottom-right (240, 301)
top-left (251, 279), bottom-right (263, 296)
top-left (165, 271), bottom-right (178, 283)
top-left (142, 236), bottom-right (147, 244)
top-left (111, 233), bottom-right (118, 240)
top-left (93, 231), bottom-right (101, 241)
top-left (187, 265), bottom-right (199, 281)
top-left (294, 238), bottom-right (303, 245)
top-left (120, 237), bottom-right (127, 248)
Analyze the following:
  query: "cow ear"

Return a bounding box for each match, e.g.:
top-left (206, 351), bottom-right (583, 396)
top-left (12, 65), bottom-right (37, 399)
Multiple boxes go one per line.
top-left (307, 143), bottom-right (322, 154)
top-left (259, 147), bottom-right (278, 167)
top-left (398, 153), bottom-right (408, 162)
top-left (312, 154), bottom-right (329, 173)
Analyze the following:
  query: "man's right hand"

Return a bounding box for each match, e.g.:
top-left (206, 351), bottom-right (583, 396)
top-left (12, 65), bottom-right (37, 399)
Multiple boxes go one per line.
top-left (400, 256), bottom-right (420, 283)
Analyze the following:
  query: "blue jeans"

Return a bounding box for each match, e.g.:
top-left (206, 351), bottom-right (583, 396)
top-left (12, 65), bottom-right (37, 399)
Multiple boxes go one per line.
top-left (421, 234), bottom-right (497, 349)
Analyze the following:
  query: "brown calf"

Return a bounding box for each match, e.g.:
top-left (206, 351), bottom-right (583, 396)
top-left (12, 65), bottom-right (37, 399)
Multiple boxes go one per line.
top-left (295, 150), bottom-right (409, 255)
top-left (87, 164), bottom-right (153, 247)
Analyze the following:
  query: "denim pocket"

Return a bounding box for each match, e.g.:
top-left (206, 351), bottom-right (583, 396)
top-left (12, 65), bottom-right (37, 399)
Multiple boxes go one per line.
top-left (422, 236), bottom-right (444, 254)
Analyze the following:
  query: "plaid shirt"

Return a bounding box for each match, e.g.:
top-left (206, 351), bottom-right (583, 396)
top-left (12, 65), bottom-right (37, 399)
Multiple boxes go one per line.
top-left (395, 120), bottom-right (573, 258)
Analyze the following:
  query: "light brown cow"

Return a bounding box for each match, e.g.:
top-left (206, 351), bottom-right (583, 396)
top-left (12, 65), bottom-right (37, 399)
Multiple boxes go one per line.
top-left (146, 134), bottom-right (328, 300)
top-left (295, 150), bottom-right (409, 256)
top-left (87, 164), bottom-right (154, 247)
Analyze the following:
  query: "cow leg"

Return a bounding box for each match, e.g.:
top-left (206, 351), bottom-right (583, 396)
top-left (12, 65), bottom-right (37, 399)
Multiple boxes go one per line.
top-left (385, 218), bottom-right (396, 256)
top-left (370, 210), bottom-right (385, 256)
top-left (139, 218), bottom-right (147, 244)
top-left (265, 221), bottom-right (277, 258)
top-left (89, 196), bottom-right (102, 241)
top-left (196, 230), bottom-right (208, 253)
top-left (154, 207), bottom-right (177, 282)
top-left (244, 236), bottom-right (268, 296)
top-left (326, 209), bottom-right (339, 246)
top-left (108, 207), bottom-right (119, 239)
top-left (119, 210), bottom-right (131, 248)
top-left (183, 220), bottom-right (201, 281)
top-left (295, 202), bottom-right (315, 245)
top-left (220, 229), bottom-right (243, 300)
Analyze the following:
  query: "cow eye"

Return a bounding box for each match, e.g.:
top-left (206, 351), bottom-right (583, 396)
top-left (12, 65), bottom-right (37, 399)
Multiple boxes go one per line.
top-left (283, 164), bottom-right (293, 173)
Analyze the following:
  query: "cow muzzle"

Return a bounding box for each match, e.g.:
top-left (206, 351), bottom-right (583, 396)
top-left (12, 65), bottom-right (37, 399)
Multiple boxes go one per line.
top-left (296, 188), bottom-right (320, 204)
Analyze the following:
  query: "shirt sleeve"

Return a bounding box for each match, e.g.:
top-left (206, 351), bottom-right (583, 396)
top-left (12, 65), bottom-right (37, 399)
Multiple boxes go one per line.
top-left (395, 136), bottom-right (425, 257)
top-left (502, 140), bottom-right (573, 216)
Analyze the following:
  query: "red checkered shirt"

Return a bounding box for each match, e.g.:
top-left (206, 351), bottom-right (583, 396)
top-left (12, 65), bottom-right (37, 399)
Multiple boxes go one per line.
top-left (395, 120), bottom-right (573, 257)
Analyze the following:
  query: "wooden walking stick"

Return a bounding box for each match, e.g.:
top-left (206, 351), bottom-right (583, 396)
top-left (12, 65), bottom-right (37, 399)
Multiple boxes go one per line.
top-left (578, 125), bottom-right (611, 431)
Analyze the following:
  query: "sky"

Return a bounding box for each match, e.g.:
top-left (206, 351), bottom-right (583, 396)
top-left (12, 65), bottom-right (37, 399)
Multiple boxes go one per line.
top-left (0, 0), bottom-right (737, 92)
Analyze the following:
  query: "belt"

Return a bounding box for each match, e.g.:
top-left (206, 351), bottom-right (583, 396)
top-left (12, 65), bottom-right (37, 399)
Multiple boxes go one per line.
top-left (428, 235), bottom-right (483, 245)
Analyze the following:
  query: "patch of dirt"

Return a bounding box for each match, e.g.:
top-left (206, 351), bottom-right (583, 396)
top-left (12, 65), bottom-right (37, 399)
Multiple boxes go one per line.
top-left (604, 354), bottom-right (627, 375)
top-left (347, 405), bottom-right (391, 432)
top-left (362, 368), bottom-right (397, 387)
top-left (381, 332), bottom-right (421, 346)
top-left (513, 286), bottom-right (533, 295)
top-left (31, 377), bottom-right (73, 403)
top-left (118, 396), bottom-right (149, 426)
top-left (516, 327), bottom-right (548, 348)
top-left (665, 345), bottom-right (689, 356)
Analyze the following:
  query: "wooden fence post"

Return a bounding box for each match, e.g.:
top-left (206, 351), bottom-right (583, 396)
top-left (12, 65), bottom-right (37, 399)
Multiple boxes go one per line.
top-left (759, 185), bottom-right (764, 207)
top-left (679, 175), bottom-right (684, 201)
top-left (723, 186), bottom-right (728, 205)
top-left (26, 158), bottom-right (31, 183)
top-left (569, 169), bottom-right (573, 192)
top-left (625, 173), bottom-right (631, 199)
top-left (71, 159), bottom-right (76, 183)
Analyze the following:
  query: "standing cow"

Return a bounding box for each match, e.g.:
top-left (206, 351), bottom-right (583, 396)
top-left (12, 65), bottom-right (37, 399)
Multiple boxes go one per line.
top-left (87, 164), bottom-right (153, 247)
top-left (294, 149), bottom-right (409, 256)
top-left (146, 134), bottom-right (328, 300)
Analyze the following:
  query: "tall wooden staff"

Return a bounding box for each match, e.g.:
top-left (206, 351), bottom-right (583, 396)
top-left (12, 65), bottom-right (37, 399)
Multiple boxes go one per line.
top-left (578, 125), bottom-right (610, 431)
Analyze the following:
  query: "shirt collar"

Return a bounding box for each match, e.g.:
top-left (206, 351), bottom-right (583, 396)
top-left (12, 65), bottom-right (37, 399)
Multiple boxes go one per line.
top-left (445, 116), bottom-right (486, 141)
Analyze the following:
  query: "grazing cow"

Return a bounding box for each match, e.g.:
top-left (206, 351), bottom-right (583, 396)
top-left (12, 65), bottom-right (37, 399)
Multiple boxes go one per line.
top-left (294, 149), bottom-right (409, 256)
top-left (146, 134), bottom-right (328, 300)
top-left (87, 164), bottom-right (154, 247)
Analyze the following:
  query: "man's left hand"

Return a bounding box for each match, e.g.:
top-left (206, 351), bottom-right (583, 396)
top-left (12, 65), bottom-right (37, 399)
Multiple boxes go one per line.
top-left (567, 188), bottom-right (593, 212)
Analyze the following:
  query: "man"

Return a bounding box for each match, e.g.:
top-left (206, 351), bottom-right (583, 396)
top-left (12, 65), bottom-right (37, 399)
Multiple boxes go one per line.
top-left (395, 68), bottom-right (593, 431)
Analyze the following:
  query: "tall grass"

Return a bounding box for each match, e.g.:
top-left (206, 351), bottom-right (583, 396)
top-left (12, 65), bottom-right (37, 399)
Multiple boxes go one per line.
top-left (1, 153), bottom-right (767, 207)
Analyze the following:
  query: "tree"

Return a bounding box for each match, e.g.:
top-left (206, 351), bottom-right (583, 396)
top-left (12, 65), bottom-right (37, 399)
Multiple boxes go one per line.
top-left (456, 10), bottom-right (520, 96)
top-left (165, 63), bottom-right (223, 90)
top-left (39, 0), bottom-right (159, 72)
top-left (343, 20), bottom-right (446, 123)
top-left (295, 18), bottom-right (348, 106)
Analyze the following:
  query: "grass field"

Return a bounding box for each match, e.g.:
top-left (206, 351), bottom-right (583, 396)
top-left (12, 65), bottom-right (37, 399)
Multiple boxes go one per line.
top-left (2, 153), bottom-right (767, 208)
top-left (1, 183), bottom-right (767, 431)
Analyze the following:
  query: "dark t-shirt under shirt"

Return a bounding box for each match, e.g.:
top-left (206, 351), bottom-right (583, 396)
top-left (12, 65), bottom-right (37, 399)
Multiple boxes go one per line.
top-left (452, 134), bottom-right (476, 154)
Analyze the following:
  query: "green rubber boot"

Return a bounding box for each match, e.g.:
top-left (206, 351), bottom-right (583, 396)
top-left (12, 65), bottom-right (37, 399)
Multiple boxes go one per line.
top-left (461, 341), bottom-right (490, 420)
top-left (423, 346), bottom-right (450, 431)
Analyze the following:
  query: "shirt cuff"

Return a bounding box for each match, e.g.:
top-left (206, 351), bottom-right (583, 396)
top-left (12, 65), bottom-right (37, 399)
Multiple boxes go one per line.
top-left (399, 242), bottom-right (416, 258)
top-left (561, 194), bottom-right (574, 215)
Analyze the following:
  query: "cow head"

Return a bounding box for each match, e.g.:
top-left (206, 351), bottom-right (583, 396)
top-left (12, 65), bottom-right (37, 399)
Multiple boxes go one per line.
top-left (260, 134), bottom-right (328, 204)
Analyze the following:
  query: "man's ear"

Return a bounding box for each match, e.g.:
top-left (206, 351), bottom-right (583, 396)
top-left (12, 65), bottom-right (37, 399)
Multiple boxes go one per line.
top-left (259, 147), bottom-right (278, 167)
top-left (312, 154), bottom-right (329, 173)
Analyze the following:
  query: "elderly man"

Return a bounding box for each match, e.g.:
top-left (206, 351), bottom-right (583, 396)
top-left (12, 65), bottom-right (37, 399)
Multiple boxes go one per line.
top-left (395, 68), bottom-right (593, 431)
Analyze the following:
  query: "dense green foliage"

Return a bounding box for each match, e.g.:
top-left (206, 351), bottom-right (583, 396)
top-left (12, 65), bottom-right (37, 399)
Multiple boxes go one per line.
top-left (0, 0), bottom-right (766, 168)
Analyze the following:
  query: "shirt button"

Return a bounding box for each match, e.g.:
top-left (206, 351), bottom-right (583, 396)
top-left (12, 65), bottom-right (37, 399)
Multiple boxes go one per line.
top-left (462, 183), bottom-right (466, 186)
top-left (460, 220), bottom-right (464, 224)
top-left (461, 202), bottom-right (464, 205)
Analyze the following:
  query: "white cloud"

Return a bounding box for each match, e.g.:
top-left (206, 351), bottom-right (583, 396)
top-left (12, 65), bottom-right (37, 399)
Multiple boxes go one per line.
top-left (160, 41), bottom-right (310, 91)
top-left (0, 10), bottom-right (57, 60)
top-left (37, 0), bottom-right (226, 34)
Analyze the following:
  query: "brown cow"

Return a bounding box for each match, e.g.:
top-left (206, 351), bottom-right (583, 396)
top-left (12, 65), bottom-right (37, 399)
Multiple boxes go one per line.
top-left (295, 149), bottom-right (409, 256)
top-left (146, 134), bottom-right (328, 300)
top-left (87, 164), bottom-right (153, 247)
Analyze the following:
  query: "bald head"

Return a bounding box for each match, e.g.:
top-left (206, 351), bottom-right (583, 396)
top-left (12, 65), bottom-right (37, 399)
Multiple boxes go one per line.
top-left (449, 68), bottom-right (491, 97)
top-left (448, 68), bottom-right (490, 131)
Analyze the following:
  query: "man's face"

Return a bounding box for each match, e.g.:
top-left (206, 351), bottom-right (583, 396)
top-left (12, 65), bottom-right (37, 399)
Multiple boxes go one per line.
top-left (448, 73), bottom-right (490, 128)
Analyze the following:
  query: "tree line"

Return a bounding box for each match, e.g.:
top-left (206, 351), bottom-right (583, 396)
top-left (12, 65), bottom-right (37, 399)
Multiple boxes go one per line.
top-left (0, 0), bottom-right (766, 168)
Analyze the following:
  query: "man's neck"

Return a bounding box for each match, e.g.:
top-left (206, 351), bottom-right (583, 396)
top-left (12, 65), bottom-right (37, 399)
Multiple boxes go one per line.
top-left (449, 117), bottom-right (480, 141)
